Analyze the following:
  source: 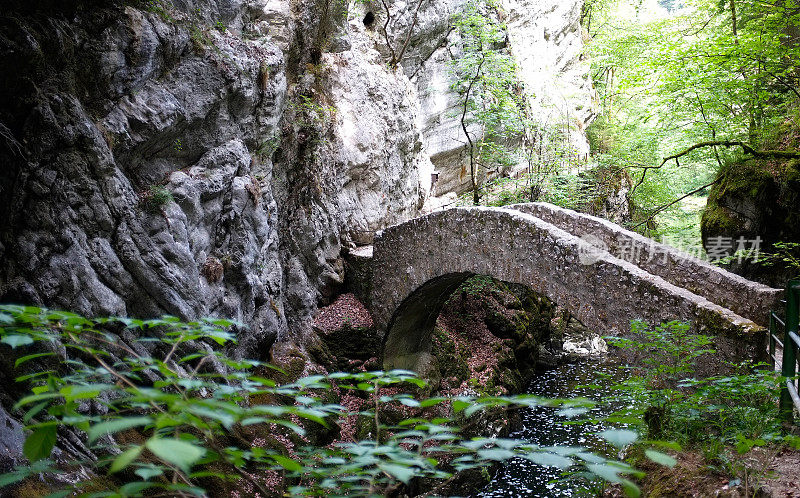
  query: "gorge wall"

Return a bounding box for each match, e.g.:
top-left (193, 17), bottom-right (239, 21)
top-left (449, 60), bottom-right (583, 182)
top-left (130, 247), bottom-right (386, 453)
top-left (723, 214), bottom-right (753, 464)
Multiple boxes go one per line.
top-left (0, 0), bottom-right (594, 359)
top-left (377, 0), bottom-right (596, 195)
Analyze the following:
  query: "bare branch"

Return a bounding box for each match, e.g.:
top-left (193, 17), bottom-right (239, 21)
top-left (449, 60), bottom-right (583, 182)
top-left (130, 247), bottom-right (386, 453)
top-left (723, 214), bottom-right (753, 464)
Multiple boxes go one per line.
top-left (630, 140), bottom-right (800, 197)
top-left (394, 0), bottom-right (426, 67)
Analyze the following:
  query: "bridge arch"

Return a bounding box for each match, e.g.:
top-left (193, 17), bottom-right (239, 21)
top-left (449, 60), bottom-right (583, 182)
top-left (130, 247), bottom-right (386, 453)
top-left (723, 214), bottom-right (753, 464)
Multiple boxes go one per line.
top-left (370, 206), bottom-right (770, 373)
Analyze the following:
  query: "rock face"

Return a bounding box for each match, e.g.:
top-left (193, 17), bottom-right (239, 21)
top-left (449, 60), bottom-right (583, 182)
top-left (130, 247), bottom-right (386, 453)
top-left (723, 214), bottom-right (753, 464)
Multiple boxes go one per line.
top-left (431, 276), bottom-right (555, 395)
top-left (701, 158), bottom-right (800, 286)
top-left (501, 0), bottom-right (596, 156)
top-left (0, 0), bottom-right (594, 362)
top-left (381, 0), bottom-right (596, 196)
top-left (0, 0), bottom-right (429, 358)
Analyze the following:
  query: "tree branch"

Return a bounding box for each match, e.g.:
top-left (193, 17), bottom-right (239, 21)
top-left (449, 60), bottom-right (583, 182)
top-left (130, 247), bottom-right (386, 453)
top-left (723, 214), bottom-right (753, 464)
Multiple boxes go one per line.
top-left (631, 178), bottom-right (722, 230)
top-left (631, 140), bottom-right (800, 197)
top-left (409, 26), bottom-right (454, 80)
top-left (380, 0), bottom-right (398, 65)
top-left (461, 55), bottom-right (486, 205)
top-left (394, 0), bottom-right (426, 67)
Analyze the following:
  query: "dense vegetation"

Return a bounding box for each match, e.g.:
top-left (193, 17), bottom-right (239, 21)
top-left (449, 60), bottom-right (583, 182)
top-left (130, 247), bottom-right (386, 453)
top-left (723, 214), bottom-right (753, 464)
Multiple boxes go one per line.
top-left (460, 0), bottom-right (800, 265)
top-left (586, 0), bottom-right (800, 244)
top-left (605, 321), bottom-right (800, 495)
top-left (0, 305), bottom-right (666, 497)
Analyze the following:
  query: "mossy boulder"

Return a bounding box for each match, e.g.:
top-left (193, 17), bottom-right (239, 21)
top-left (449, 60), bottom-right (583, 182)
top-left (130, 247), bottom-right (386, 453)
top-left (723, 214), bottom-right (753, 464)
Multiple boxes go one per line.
top-left (701, 157), bottom-right (800, 284)
top-left (431, 276), bottom-right (555, 395)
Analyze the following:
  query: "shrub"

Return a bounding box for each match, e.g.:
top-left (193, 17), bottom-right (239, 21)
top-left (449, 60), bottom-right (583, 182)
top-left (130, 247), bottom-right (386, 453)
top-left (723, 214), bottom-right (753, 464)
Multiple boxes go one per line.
top-left (140, 185), bottom-right (174, 213)
top-left (605, 320), bottom-right (795, 455)
top-left (0, 305), bottom-right (646, 497)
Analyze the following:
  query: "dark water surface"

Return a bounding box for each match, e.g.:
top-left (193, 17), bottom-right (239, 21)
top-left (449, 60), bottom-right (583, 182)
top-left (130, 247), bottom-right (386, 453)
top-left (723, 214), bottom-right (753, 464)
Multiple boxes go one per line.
top-left (478, 357), bottom-right (626, 497)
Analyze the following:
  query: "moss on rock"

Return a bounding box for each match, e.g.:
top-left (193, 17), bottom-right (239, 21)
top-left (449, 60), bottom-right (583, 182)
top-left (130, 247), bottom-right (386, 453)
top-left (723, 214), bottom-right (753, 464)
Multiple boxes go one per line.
top-left (430, 326), bottom-right (471, 384)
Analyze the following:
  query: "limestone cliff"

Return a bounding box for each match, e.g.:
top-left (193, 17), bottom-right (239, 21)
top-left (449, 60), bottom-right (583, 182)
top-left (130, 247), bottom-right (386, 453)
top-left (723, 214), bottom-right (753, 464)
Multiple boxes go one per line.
top-left (0, 0), bottom-right (592, 359)
top-left (359, 0), bottom-right (596, 195)
top-left (0, 0), bottom-right (428, 359)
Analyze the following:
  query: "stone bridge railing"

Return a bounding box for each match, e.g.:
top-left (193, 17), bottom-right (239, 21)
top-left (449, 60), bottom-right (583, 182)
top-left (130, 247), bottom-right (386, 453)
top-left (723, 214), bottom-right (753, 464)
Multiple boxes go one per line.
top-left (369, 204), bottom-right (782, 375)
top-left (508, 203), bottom-right (781, 325)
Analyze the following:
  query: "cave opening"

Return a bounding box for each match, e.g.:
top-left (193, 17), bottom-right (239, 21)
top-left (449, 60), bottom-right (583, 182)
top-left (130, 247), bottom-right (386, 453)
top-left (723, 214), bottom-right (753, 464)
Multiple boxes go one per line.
top-left (363, 11), bottom-right (375, 28)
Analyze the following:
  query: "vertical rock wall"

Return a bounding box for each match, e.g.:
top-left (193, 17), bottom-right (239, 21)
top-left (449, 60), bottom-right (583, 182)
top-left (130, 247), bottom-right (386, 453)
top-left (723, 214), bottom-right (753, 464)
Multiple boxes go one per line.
top-left (0, 0), bottom-right (592, 358)
top-left (501, 0), bottom-right (596, 156)
top-left (0, 0), bottom-right (429, 357)
top-left (363, 0), bottom-right (596, 196)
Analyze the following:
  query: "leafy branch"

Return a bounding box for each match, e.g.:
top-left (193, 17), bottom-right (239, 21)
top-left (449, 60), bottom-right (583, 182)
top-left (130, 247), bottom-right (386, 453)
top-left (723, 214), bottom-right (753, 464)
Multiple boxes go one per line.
top-left (631, 140), bottom-right (800, 198)
top-left (0, 305), bottom-right (654, 497)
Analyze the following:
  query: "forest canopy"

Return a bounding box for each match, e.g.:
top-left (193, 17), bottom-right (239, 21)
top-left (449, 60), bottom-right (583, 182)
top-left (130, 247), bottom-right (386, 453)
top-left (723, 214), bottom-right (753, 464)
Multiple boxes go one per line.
top-left (586, 0), bottom-right (800, 241)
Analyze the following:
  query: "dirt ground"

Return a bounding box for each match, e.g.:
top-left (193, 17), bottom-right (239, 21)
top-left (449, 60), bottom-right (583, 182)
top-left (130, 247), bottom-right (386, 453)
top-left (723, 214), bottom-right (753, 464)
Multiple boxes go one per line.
top-left (603, 446), bottom-right (800, 497)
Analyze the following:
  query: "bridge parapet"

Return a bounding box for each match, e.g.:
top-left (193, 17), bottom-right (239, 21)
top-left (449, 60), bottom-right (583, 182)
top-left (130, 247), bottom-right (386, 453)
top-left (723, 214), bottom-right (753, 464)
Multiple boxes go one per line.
top-left (509, 203), bottom-right (782, 325)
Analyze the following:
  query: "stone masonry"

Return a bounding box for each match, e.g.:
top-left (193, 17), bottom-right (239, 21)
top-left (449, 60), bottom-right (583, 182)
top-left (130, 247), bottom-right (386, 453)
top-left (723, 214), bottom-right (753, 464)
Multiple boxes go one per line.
top-left (370, 204), bottom-right (782, 375)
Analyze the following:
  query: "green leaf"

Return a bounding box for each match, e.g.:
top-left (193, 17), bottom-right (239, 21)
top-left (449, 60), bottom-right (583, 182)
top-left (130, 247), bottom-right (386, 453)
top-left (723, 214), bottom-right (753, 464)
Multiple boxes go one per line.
top-left (119, 482), bottom-right (157, 495)
top-left (134, 465), bottom-right (164, 481)
top-left (60, 383), bottom-right (114, 402)
top-left (587, 463), bottom-right (623, 483)
top-left (23, 401), bottom-right (50, 423)
top-left (478, 448), bottom-right (515, 461)
top-left (1, 334), bottom-right (34, 348)
top-left (145, 438), bottom-right (205, 473)
top-left (645, 450), bottom-right (677, 468)
top-left (452, 400), bottom-right (470, 413)
top-left (524, 452), bottom-right (574, 468)
top-left (110, 446), bottom-right (143, 473)
top-left (23, 425), bottom-right (57, 462)
top-left (88, 417), bottom-right (153, 444)
top-left (620, 477), bottom-right (641, 498)
top-left (599, 429), bottom-right (638, 448)
top-left (272, 455), bottom-right (302, 472)
top-left (379, 463), bottom-right (415, 484)
top-left (419, 397), bottom-right (445, 408)
top-left (186, 406), bottom-right (236, 430)
top-left (14, 352), bottom-right (55, 368)
top-left (0, 470), bottom-right (28, 488)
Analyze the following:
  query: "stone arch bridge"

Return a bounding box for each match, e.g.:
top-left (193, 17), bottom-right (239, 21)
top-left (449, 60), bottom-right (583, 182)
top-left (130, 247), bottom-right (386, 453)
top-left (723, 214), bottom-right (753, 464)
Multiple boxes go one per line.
top-left (369, 203), bottom-right (782, 374)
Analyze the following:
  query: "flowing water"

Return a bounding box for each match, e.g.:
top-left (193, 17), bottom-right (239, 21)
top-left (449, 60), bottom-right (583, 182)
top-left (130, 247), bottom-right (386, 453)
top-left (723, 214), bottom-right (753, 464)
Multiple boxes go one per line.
top-left (479, 357), bottom-right (627, 497)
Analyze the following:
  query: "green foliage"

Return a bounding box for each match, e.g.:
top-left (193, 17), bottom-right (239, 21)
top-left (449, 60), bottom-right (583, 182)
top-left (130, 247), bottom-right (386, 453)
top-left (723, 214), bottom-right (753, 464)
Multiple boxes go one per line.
top-left (587, 0), bottom-right (800, 241)
top-left (254, 136), bottom-right (281, 160)
top-left (141, 185), bottom-right (173, 213)
top-left (460, 170), bottom-right (598, 211)
top-left (611, 320), bottom-right (715, 389)
top-left (450, 0), bottom-right (530, 202)
top-left (601, 320), bottom-right (796, 493)
top-left (752, 241), bottom-right (800, 279)
top-left (144, 0), bottom-right (174, 22)
top-left (606, 320), bottom-right (787, 451)
top-left (0, 305), bottom-right (643, 497)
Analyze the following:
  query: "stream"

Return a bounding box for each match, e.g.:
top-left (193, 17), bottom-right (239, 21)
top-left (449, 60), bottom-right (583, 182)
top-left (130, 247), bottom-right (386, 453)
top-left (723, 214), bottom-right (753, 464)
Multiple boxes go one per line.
top-left (478, 356), bottom-right (626, 497)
